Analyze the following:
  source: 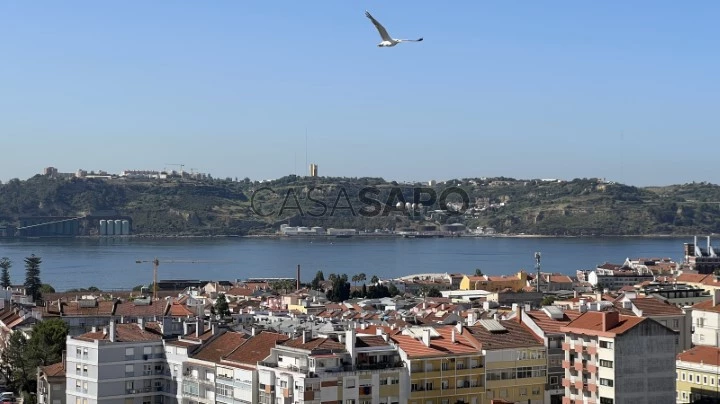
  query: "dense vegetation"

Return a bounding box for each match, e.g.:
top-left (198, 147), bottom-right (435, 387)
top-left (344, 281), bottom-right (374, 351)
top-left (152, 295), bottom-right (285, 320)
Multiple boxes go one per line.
top-left (2, 174), bottom-right (720, 236)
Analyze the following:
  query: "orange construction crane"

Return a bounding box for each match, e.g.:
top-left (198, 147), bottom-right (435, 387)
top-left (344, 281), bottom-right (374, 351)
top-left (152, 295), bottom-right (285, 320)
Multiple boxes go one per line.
top-left (134, 258), bottom-right (229, 300)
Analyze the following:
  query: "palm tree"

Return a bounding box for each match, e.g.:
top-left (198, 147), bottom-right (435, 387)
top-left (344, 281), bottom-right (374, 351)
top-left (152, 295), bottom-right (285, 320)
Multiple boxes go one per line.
top-left (351, 275), bottom-right (359, 287)
top-left (358, 273), bottom-right (366, 285)
top-left (370, 275), bottom-right (379, 285)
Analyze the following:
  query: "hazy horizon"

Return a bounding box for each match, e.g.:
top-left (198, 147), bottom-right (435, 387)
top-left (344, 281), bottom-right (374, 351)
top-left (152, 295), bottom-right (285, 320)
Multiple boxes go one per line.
top-left (1, 2), bottom-right (718, 187)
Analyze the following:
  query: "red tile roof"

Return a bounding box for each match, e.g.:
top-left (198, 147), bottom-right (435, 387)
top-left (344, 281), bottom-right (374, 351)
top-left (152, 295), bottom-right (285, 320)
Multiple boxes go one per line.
top-left (41, 361), bottom-right (65, 377)
top-left (281, 337), bottom-right (345, 352)
top-left (114, 300), bottom-right (168, 317)
top-left (467, 320), bottom-right (544, 349)
top-left (692, 299), bottom-right (720, 313)
top-left (75, 323), bottom-right (163, 342)
top-left (561, 311), bottom-right (646, 337)
top-left (624, 297), bottom-right (683, 316)
top-left (224, 331), bottom-right (290, 366)
top-left (391, 325), bottom-right (482, 359)
top-left (192, 332), bottom-right (248, 363)
top-left (524, 310), bottom-right (581, 334)
top-left (677, 346), bottom-right (720, 366)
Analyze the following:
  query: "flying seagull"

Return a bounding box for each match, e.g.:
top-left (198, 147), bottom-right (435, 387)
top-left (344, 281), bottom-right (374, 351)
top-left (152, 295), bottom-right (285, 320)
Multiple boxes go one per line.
top-left (365, 10), bottom-right (423, 47)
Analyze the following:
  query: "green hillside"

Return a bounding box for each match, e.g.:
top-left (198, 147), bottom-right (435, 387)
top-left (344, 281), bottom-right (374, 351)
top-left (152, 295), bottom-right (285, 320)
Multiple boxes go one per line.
top-left (2, 175), bottom-right (720, 236)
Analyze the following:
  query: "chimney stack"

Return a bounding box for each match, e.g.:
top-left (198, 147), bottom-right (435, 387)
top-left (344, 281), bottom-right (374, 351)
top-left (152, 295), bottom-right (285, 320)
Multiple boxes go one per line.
top-left (713, 289), bottom-right (720, 307)
top-left (421, 328), bottom-right (431, 347)
top-left (109, 320), bottom-right (116, 342)
top-left (297, 265), bottom-right (301, 291)
top-left (602, 311), bottom-right (620, 332)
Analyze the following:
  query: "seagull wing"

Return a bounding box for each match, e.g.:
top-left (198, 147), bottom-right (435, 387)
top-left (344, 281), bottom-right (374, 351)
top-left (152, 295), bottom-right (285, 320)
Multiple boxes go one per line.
top-left (365, 11), bottom-right (393, 42)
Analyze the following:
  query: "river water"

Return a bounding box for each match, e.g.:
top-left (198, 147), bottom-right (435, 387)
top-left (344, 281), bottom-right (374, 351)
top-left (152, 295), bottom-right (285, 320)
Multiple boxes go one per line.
top-left (0, 236), bottom-right (690, 291)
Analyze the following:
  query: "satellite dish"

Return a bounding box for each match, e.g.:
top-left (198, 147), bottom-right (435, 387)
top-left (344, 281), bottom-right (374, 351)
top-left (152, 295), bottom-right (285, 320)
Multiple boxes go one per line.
top-left (396, 202), bottom-right (404, 209)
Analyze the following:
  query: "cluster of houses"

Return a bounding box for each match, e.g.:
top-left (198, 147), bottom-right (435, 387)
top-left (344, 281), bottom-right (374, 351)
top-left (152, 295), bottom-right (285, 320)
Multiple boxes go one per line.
top-left (2, 255), bottom-right (720, 404)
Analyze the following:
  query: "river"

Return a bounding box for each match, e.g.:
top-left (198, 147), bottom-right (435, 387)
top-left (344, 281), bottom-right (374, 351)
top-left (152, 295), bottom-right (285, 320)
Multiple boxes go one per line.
top-left (0, 236), bottom-right (691, 291)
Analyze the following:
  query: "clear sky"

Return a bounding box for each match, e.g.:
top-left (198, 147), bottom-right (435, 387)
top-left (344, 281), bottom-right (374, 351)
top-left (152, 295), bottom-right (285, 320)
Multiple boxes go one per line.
top-left (1, 1), bottom-right (718, 186)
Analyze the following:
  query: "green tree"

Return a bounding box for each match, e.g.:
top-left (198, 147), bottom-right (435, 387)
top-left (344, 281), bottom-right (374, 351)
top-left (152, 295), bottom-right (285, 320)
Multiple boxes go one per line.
top-left (311, 270), bottom-right (325, 290)
top-left (387, 283), bottom-right (400, 297)
top-left (370, 275), bottom-right (379, 285)
top-left (40, 284), bottom-right (55, 294)
top-left (361, 283), bottom-right (367, 297)
top-left (2, 331), bottom-right (31, 393)
top-left (213, 294), bottom-right (231, 319)
top-left (0, 257), bottom-right (11, 289)
top-left (541, 295), bottom-right (557, 306)
top-left (326, 273), bottom-right (351, 303)
top-left (23, 254), bottom-right (42, 301)
top-left (357, 273), bottom-right (366, 285)
top-left (426, 287), bottom-right (442, 297)
top-left (27, 318), bottom-right (69, 367)
top-left (475, 268), bottom-right (484, 277)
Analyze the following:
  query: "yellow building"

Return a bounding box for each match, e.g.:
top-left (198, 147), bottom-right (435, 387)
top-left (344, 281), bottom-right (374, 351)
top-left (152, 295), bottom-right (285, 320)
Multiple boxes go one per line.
top-left (392, 324), bottom-right (486, 404)
top-left (460, 271), bottom-right (529, 292)
top-left (392, 320), bottom-right (547, 404)
top-left (677, 345), bottom-right (720, 403)
top-left (468, 319), bottom-right (547, 404)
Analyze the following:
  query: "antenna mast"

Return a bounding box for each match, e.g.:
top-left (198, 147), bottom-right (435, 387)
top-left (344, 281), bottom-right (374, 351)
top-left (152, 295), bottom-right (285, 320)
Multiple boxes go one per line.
top-left (305, 128), bottom-right (308, 177)
top-left (535, 252), bottom-right (541, 292)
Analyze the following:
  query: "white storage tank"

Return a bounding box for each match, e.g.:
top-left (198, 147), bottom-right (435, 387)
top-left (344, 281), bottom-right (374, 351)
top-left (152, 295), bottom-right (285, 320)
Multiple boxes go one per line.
top-left (99, 220), bottom-right (107, 236)
top-left (106, 220), bottom-right (114, 235)
top-left (122, 220), bottom-right (130, 235)
top-left (115, 220), bottom-right (123, 235)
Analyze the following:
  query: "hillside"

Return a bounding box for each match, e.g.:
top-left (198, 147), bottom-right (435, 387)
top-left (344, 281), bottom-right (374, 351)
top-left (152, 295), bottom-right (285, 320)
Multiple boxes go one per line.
top-left (2, 175), bottom-right (720, 236)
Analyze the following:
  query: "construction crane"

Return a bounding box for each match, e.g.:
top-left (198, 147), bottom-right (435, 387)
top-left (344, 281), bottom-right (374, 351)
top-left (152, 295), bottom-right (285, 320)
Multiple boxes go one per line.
top-left (164, 163), bottom-right (185, 175)
top-left (134, 258), bottom-right (229, 300)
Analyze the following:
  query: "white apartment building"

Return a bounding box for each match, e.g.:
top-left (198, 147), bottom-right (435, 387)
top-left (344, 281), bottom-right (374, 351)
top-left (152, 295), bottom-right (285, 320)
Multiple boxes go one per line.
top-left (561, 310), bottom-right (677, 404)
top-left (65, 321), bottom-right (168, 404)
top-left (691, 289), bottom-right (720, 347)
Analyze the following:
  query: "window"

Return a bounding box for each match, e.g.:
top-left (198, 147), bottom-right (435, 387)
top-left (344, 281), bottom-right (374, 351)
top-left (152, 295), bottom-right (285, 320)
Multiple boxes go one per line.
top-left (673, 319), bottom-right (679, 328)
top-left (697, 375), bottom-right (701, 383)
top-left (126, 381), bottom-right (134, 391)
top-left (345, 379), bottom-right (355, 389)
top-left (516, 367), bottom-right (532, 378)
top-left (345, 400), bottom-right (355, 404)
top-left (705, 376), bottom-right (708, 385)
top-left (712, 378), bottom-right (715, 386)
top-left (76, 364), bottom-right (81, 375)
top-left (682, 372), bottom-right (686, 381)
top-left (143, 346), bottom-right (152, 355)
top-left (425, 382), bottom-right (433, 391)
top-left (532, 386), bottom-right (541, 395)
top-left (83, 382), bottom-right (88, 393)
top-left (125, 365), bottom-right (134, 374)
top-left (599, 378), bottom-right (614, 387)
top-left (550, 376), bottom-right (559, 385)
top-left (125, 347), bottom-right (134, 356)
top-left (600, 398), bottom-right (614, 404)
top-left (599, 360), bottom-right (613, 368)
top-left (519, 387), bottom-right (527, 396)
top-left (83, 365), bottom-right (88, 376)
top-left (76, 347), bottom-right (82, 358)
top-left (599, 341), bottom-right (613, 349)
top-left (499, 389), bottom-right (508, 398)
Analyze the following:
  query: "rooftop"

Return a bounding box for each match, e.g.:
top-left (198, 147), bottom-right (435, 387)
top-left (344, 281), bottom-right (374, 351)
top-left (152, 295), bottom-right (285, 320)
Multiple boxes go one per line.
top-left (191, 331), bottom-right (248, 363)
top-left (677, 346), bottom-right (720, 367)
top-left (223, 331), bottom-right (290, 366)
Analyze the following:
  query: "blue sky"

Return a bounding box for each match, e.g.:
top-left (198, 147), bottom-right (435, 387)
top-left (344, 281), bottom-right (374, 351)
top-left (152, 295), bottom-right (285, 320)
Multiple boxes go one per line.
top-left (1, 1), bottom-right (718, 186)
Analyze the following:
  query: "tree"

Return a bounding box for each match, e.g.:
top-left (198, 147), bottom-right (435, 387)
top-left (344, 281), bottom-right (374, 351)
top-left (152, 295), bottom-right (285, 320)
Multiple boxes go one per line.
top-left (27, 318), bottom-right (69, 367)
top-left (23, 254), bottom-right (42, 301)
top-left (370, 275), bottom-right (379, 285)
top-left (311, 270), bottom-right (325, 290)
top-left (2, 331), bottom-right (31, 393)
top-left (361, 283), bottom-right (367, 297)
top-left (426, 287), bottom-right (442, 297)
top-left (541, 295), bottom-right (557, 306)
top-left (213, 294), bottom-right (231, 319)
top-left (40, 284), bottom-right (55, 294)
top-left (326, 273), bottom-right (351, 303)
top-left (0, 257), bottom-right (11, 289)
top-left (475, 268), bottom-right (484, 277)
top-left (357, 273), bottom-right (366, 285)
top-left (387, 283), bottom-right (400, 297)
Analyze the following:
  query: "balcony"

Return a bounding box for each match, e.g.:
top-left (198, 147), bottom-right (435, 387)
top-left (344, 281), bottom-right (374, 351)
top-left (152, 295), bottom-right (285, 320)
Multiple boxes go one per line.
top-left (574, 361), bottom-right (584, 372)
top-left (574, 380), bottom-right (583, 390)
top-left (562, 360), bottom-right (572, 369)
top-left (587, 382), bottom-right (597, 393)
top-left (562, 378), bottom-right (572, 388)
top-left (586, 363), bottom-right (597, 373)
top-left (562, 342), bottom-right (571, 351)
top-left (574, 344), bottom-right (583, 354)
top-left (586, 345), bottom-right (598, 355)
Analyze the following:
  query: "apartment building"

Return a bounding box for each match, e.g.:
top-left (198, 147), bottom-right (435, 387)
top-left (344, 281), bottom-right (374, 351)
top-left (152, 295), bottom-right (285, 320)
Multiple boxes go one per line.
top-left (180, 331), bottom-right (247, 404)
top-left (38, 360), bottom-right (66, 404)
top-left (212, 330), bottom-right (288, 404)
top-left (613, 295), bottom-right (692, 353)
top-left (691, 289), bottom-right (720, 347)
top-left (467, 319), bottom-right (547, 404)
top-left (520, 306), bottom-right (581, 404)
top-left (66, 320), bottom-right (169, 404)
top-left (392, 324), bottom-right (484, 404)
top-left (561, 310), bottom-right (678, 404)
top-left (676, 345), bottom-right (720, 403)
top-left (257, 328), bottom-right (404, 404)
